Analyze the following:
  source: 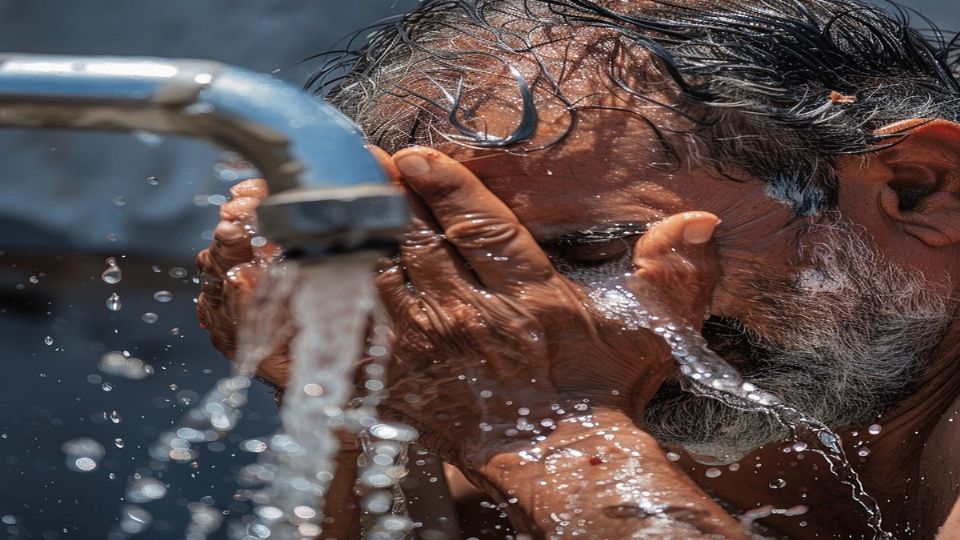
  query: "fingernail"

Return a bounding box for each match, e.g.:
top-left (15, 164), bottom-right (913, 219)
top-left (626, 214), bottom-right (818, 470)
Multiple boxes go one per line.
top-left (396, 154), bottom-right (431, 177)
top-left (683, 218), bottom-right (718, 245)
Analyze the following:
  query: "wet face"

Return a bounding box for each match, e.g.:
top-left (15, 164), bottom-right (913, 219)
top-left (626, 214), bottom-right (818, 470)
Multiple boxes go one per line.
top-left (435, 104), bottom-right (952, 462)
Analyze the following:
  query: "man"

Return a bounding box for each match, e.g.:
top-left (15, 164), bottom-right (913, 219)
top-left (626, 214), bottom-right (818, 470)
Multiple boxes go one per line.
top-left (197, 0), bottom-right (960, 537)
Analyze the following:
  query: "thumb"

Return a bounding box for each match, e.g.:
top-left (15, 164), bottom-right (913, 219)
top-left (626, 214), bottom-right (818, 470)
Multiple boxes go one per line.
top-left (627, 211), bottom-right (721, 329)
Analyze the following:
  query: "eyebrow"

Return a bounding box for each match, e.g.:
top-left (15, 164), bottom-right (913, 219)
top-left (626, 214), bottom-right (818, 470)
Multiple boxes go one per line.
top-left (541, 222), bottom-right (651, 247)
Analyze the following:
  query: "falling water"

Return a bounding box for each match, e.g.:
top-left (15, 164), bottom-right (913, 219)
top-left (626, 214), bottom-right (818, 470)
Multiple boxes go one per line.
top-left (127, 255), bottom-right (415, 538)
top-left (239, 257), bottom-right (381, 539)
top-left (590, 280), bottom-right (891, 539)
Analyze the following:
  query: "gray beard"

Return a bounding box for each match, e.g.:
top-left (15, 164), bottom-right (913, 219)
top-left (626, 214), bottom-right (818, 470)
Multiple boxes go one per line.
top-left (641, 217), bottom-right (953, 462)
top-left (566, 216), bottom-right (953, 463)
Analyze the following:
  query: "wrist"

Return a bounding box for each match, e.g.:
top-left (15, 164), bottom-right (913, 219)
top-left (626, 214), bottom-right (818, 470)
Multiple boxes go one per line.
top-left (472, 408), bottom-right (747, 539)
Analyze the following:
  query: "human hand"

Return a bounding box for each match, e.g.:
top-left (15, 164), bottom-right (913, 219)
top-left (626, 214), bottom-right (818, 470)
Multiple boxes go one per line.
top-left (374, 147), bottom-right (721, 469)
top-left (195, 147), bottom-right (404, 389)
top-left (195, 178), bottom-right (291, 386)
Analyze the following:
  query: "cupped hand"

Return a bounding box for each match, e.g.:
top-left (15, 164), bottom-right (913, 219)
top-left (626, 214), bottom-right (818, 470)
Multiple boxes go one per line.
top-left (195, 178), bottom-right (291, 386)
top-left (375, 147), bottom-right (721, 469)
top-left (195, 147), bottom-right (403, 389)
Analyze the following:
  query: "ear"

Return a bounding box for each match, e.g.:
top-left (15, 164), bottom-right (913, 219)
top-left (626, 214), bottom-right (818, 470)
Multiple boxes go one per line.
top-left (864, 119), bottom-right (960, 248)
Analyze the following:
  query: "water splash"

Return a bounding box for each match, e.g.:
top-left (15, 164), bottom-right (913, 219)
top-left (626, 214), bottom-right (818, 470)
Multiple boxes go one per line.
top-left (98, 351), bottom-right (152, 380)
top-left (106, 292), bottom-right (122, 311)
top-left (239, 259), bottom-right (379, 539)
top-left (101, 257), bottom-right (122, 284)
top-left (118, 505), bottom-right (153, 535)
top-left (61, 437), bottom-right (105, 472)
top-left (590, 279), bottom-right (891, 539)
top-left (126, 476), bottom-right (168, 503)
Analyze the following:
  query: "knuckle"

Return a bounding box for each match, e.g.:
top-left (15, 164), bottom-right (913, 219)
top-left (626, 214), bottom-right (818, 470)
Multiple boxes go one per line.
top-left (213, 221), bottom-right (249, 245)
top-left (445, 215), bottom-right (517, 248)
top-left (229, 179), bottom-right (268, 199)
top-left (219, 197), bottom-right (260, 221)
top-left (196, 249), bottom-right (211, 270)
top-left (400, 226), bottom-right (445, 252)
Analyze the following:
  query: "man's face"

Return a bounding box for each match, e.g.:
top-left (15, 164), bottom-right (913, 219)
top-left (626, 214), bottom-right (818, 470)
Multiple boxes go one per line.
top-left (436, 104), bottom-right (952, 462)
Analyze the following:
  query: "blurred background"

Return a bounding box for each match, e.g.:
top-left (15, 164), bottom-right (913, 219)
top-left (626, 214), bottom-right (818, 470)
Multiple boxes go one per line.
top-left (0, 2), bottom-right (418, 539)
top-left (0, 1), bottom-right (954, 539)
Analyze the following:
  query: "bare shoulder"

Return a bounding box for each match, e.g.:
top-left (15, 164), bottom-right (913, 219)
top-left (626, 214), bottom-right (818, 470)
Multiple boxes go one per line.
top-left (921, 394), bottom-right (960, 538)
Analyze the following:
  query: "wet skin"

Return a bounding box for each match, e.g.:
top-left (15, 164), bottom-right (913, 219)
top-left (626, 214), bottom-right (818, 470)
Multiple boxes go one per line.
top-left (196, 110), bottom-right (960, 538)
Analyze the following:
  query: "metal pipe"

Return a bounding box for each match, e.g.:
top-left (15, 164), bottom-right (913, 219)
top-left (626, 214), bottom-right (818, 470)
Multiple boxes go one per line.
top-left (0, 54), bottom-right (408, 256)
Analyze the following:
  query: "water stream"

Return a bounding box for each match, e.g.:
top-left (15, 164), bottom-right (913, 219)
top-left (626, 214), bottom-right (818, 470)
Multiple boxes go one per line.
top-left (233, 259), bottom-right (417, 540)
top-left (590, 279), bottom-right (891, 539)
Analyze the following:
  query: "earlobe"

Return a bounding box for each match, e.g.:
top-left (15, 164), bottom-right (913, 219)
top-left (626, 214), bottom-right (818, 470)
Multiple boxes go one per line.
top-left (871, 119), bottom-right (960, 248)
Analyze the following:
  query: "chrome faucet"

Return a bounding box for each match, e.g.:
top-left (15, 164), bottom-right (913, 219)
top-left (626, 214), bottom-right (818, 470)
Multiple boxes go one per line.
top-left (0, 54), bottom-right (408, 257)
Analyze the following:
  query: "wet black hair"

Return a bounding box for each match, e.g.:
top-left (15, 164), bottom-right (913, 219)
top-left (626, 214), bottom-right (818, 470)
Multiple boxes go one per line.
top-left (308, 0), bottom-right (960, 215)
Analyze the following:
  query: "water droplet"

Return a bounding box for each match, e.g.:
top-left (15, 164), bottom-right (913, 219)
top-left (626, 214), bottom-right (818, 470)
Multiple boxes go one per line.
top-left (98, 351), bottom-right (151, 379)
top-left (603, 505), bottom-right (644, 518)
top-left (256, 506), bottom-right (283, 521)
top-left (153, 290), bottom-right (173, 303)
top-left (132, 130), bottom-right (164, 145)
top-left (250, 236), bottom-right (267, 248)
top-left (61, 437), bottom-right (104, 472)
top-left (858, 447), bottom-right (871, 457)
top-left (769, 478), bottom-right (787, 489)
top-left (146, 176), bottom-right (159, 186)
top-left (362, 492), bottom-right (393, 514)
top-left (112, 195), bottom-right (126, 206)
top-left (101, 382), bottom-right (113, 392)
top-left (101, 258), bottom-right (122, 284)
top-left (868, 424), bottom-right (882, 435)
top-left (114, 438), bottom-right (125, 448)
top-left (705, 467), bottom-right (722, 478)
top-left (214, 152), bottom-right (259, 182)
top-left (168, 267), bottom-right (188, 279)
top-left (108, 410), bottom-right (122, 424)
top-left (44, 336), bottom-right (53, 346)
top-left (119, 505), bottom-right (152, 534)
top-left (240, 439), bottom-right (268, 453)
top-left (126, 477), bottom-right (167, 503)
top-left (105, 292), bottom-right (122, 311)
top-left (792, 442), bottom-right (808, 452)
top-left (665, 452), bottom-right (681, 462)
top-left (142, 312), bottom-right (159, 324)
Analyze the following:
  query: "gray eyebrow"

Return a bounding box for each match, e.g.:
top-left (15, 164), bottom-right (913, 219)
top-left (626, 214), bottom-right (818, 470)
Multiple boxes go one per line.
top-left (544, 222), bottom-right (651, 247)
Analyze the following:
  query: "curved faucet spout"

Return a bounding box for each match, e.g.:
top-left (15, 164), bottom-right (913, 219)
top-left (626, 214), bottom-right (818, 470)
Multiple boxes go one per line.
top-left (0, 54), bottom-right (408, 256)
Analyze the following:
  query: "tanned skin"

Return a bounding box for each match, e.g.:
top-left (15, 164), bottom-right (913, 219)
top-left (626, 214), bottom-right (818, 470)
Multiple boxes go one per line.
top-left (195, 34), bottom-right (960, 540)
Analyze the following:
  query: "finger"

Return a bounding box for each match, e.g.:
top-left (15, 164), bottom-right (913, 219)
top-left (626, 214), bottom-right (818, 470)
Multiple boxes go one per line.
top-left (196, 249), bottom-right (224, 307)
top-left (209, 220), bottom-right (254, 278)
top-left (393, 147), bottom-right (554, 291)
top-left (229, 178), bottom-right (269, 200)
top-left (209, 196), bottom-right (264, 274)
top-left (400, 199), bottom-right (481, 292)
top-left (385, 146), bottom-right (483, 293)
top-left (219, 196), bottom-right (261, 223)
top-left (374, 263), bottom-right (417, 323)
top-left (367, 145), bottom-right (402, 186)
top-left (628, 211), bottom-right (721, 328)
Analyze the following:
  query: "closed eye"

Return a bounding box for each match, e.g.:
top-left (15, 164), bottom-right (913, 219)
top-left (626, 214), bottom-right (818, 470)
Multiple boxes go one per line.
top-left (549, 236), bottom-right (636, 265)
